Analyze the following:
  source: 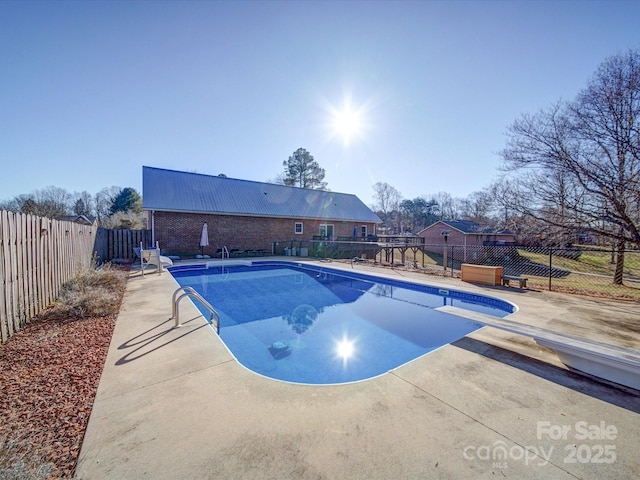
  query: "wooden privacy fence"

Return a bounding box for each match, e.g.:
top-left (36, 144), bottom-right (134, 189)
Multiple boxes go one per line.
top-left (93, 228), bottom-right (152, 262)
top-left (0, 210), bottom-right (96, 342)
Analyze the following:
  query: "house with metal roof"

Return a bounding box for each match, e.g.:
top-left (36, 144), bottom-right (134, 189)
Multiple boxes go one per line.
top-left (416, 220), bottom-right (516, 265)
top-left (142, 166), bottom-right (381, 257)
top-left (417, 220), bottom-right (515, 247)
top-left (418, 220), bottom-right (515, 246)
top-left (58, 214), bottom-right (97, 226)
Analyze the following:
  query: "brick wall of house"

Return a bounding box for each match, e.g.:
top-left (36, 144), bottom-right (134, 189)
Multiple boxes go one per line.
top-left (420, 225), bottom-right (467, 246)
top-left (150, 211), bottom-right (376, 256)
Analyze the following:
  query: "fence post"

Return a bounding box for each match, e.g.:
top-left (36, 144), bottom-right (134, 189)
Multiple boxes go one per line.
top-left (450, 246), bottom-right (454, 277)
top-left (548, 247), bottom-right (553, 291)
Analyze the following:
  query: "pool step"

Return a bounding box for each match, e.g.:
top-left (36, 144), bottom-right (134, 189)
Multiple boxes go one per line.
top-left (206, 260), bottom-right (253, 267)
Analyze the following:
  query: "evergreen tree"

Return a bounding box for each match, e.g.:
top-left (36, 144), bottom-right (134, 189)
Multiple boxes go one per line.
top-left (109, 187), bottom-right (142, 215)
top-left (282, 148), bottom-right (328, 189)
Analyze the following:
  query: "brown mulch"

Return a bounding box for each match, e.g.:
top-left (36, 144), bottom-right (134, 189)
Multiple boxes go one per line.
top-left (0, 301), bottom-right (123, 478)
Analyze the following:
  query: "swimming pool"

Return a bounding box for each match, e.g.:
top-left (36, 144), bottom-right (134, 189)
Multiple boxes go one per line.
top-left (169, 261), bottom-right (516, 384)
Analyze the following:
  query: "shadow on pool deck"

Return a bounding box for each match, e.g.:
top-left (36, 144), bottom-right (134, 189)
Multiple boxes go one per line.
top-left (76, 259), bottom-right (640, 480)
top-left (451, 336), bottom-right (640, 414)
top-left (114, 316), bottom-right (210, 366)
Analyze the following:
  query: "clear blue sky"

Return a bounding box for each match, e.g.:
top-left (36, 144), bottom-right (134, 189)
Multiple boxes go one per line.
top-left (1, 0), bottom-right (639, 207)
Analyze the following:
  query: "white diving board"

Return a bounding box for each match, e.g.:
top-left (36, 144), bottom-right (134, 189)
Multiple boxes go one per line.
top-left (436, 305), bottom-right (640, 391)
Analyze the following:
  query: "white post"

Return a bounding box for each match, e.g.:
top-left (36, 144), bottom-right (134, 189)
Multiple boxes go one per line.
top-left (140, 242), bottom-right (144, 277)
top-left (156, 241), bottom-right (163, 273)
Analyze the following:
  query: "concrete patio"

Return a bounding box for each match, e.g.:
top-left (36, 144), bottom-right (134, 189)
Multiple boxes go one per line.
top-left (76, 259), bottom-right (640, 479)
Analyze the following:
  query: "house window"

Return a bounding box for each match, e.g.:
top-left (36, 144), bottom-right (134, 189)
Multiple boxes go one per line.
top-left (360, 225), bottom-right (367, 237)
top-left (319, 224), bottom-right (334, 239)
top-left (295, 222), bottom-right (303, 234)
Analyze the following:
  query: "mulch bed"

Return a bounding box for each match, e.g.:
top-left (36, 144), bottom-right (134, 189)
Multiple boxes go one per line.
top-left (0, 301), bottom-right (122, 478)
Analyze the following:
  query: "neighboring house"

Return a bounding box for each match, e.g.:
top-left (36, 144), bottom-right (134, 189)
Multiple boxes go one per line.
top-left (58, 215), bottom-right (97, 226)
top-left (142, 166), bottom-right (381, 256)
top-left (417, 220), bottom-right (515, 263)
top-left (418, 220), bottom-right (515, 246)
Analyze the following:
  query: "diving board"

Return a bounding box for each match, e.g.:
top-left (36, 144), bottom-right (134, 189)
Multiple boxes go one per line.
top-left (437, 305), bottom-right (640, 391)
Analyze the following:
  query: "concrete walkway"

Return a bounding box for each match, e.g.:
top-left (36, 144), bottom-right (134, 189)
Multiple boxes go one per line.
top-left (76, 260), bottom-right (640, 479)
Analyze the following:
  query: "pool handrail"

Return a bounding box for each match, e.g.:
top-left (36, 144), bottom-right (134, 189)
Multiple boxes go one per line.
top-left (171, 286), bottom-right (220, 333)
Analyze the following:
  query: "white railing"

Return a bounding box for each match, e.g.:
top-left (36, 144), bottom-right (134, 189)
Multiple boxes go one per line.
top-left (170, 286), bottom-right (220, 333)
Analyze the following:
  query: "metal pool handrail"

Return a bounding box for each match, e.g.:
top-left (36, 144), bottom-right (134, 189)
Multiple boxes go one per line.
top-left (171, 286), bottom-right (220, 334)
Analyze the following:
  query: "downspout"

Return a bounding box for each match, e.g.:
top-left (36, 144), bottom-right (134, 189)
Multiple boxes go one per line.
top-left (151, 210), bottom-right (155, 245)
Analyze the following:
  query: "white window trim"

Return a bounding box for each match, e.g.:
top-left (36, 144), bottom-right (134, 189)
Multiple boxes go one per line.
top-left (295, 222), bottom-right (303, 234)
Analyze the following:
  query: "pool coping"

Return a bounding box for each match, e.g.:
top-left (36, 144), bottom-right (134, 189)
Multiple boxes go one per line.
top-left (76, 258), bottom-right (640, 479)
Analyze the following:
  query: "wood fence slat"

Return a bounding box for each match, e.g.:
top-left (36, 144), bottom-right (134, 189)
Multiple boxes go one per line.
top-left (25, 215), bottom-right (34, 319)
top-left (0, 212), bottom-right (9, 342)
top-left (17, 211), bottom-right (26, 328)
top-left (49, 220), bottom-right (57, 304)
top-left (38, 217), bottom-right (47, 313)
top-left (9, 211), bottom-right (19, 334)
top-left (30, 215), bottom-right (37, 316)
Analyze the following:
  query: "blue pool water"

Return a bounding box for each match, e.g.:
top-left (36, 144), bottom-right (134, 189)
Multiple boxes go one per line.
top-left (169, 261), bottom-right (516, 384)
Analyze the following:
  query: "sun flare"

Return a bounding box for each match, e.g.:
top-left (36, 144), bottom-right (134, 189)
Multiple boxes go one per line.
top-left (336, 338), bottom-right (355, 360)
top-left (333, 107), bottom-right (362, 141)
top-left (325, 95), bottom-right (371, 146)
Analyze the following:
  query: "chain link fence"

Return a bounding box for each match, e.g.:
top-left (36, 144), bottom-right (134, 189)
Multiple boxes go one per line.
top-left (268, 240), bottom-right (640, 301)
top-left (403, 244), bottom-right (640, 301)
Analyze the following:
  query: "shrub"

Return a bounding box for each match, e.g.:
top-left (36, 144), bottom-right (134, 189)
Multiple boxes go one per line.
top-left (0, 436), bottom-right (53, 480)
top-left (54, 264), bottom-right (128, 319)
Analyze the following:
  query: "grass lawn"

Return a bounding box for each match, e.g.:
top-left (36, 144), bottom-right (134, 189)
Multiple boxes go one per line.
top-left (367, 246), bottom-right (640, 301)
top-left (517, 248), bottom-right (640, 279)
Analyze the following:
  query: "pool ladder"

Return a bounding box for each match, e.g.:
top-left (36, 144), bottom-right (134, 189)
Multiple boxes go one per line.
top-left (171, 286), bottom-right (220, 334)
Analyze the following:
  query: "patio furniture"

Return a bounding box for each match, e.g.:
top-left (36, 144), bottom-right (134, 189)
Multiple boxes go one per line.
top-left (134, 242), bottom-right (173, 275)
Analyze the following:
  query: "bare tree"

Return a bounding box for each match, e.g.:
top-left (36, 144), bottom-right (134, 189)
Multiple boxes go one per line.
top-left (72, 191), bottom-right (95, 217)
top-left (460, 190), bottom-right (494, 223)
top-left (429, 192), bottom-right (460, 221)
top-left (500, 49), bottom-right (640, 284)
top-left (32, 186), bottom-right (72, 217)
top-left (95, 186), bottom-right (122, 224)
top-left (372, 182), bottom-right (402, 231)
top-left (102, 210), bottom-right (146, 229)
top-left (2, 186), bottom-right (73, 218)
top-left (0, 195), bottom-right (26, 213)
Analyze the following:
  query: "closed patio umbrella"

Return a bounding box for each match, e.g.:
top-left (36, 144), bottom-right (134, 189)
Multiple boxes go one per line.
top-left (199, 222), bottom-right (209, 256)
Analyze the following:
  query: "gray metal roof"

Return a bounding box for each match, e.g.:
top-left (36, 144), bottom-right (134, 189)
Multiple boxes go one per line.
top-left (142, 166), bottom-right (381, 223)
top-left (441, 220), bottom-right (513, 235)
top-left (418, 220), bottom-right (513, 236)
